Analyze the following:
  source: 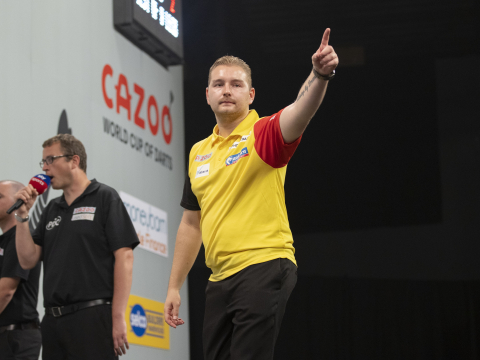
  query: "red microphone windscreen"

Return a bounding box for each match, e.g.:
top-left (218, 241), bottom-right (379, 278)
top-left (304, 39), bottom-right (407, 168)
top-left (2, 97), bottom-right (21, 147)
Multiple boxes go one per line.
top-left (29, 174), bottom-right (51, 195)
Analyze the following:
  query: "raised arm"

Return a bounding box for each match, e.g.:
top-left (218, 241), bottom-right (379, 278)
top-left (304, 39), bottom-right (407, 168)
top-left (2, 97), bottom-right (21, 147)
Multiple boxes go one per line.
top-left (280, 28), bottom-right (339, 143)
top-left (165, 209), bottom-right (202, 328)
top-left (14, 185), bottom-right (42, 269)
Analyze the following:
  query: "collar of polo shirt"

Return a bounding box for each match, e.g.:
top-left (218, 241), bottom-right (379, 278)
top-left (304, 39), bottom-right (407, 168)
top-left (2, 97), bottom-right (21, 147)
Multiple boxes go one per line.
top-left (210, 110), bottom-right (258, 147)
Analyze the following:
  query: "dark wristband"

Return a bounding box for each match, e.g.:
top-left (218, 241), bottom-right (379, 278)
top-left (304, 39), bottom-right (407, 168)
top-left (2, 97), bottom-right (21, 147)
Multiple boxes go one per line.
top-left (313, 67), bottom-right (335, 81)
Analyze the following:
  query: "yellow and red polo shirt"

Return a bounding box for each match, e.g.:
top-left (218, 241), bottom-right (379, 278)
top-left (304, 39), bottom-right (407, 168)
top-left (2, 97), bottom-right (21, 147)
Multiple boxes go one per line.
top-left (181, 109), bottom-right (301, 282)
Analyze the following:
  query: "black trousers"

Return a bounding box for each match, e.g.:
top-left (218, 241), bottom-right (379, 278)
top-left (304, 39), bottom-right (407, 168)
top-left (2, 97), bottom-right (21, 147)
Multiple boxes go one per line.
top-left (0, 328), bottom-right (41, 360)
top-left (203, 258), bottom-right (297, 360)
top-left (41, 304), bottom-right (118, 360)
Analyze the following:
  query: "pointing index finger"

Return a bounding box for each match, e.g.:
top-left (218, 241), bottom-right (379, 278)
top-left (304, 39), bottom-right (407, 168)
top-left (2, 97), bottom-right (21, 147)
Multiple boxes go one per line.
top-left (321, 28), bottom-right (331, 47)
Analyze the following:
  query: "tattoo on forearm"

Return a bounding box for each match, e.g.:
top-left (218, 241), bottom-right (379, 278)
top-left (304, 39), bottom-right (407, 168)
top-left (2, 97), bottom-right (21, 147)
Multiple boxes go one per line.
top-left (296, 75), bottom-right (317, 102)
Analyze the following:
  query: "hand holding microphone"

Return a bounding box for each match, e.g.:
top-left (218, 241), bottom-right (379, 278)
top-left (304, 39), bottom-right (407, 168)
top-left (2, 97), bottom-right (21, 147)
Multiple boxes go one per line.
top-left (7, 174), bottom-right (51, 215)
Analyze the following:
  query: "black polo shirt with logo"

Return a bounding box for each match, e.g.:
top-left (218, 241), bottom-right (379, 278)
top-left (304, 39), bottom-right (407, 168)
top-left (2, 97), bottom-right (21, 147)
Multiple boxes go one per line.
top-left (32, 179), bottom-right (139, 308)
top-left (0, 226), bottom-right (40, 326)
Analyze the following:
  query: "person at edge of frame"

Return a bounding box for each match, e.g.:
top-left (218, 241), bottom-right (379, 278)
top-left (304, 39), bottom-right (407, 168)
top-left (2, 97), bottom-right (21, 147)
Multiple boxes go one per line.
top-left (14, 134), bottom-right (139, 359)
top-left (165, 28), bottom-right (339, 359)
top-left (0, 180), bottom-right (42, 360)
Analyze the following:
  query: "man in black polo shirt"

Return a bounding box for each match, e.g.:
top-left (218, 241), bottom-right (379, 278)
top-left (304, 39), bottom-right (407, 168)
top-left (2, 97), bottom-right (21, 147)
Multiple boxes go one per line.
top-left (15, 134), bottom-right (139, 359)
top-left (0, 180), bottom-right (41, 359)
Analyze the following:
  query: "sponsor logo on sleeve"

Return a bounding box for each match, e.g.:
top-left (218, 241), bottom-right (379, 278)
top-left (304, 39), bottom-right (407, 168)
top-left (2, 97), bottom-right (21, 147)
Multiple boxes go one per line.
top-left (195, 163), bottom-right (210, 178)
top-left (46, 216), bottom-right (62, 230)
top-left (225, 147), bottom-right (249, 166)
top-left (269, 114), bottom-right (277, 121)
top-left (194, 152), bottom-right (212, 162)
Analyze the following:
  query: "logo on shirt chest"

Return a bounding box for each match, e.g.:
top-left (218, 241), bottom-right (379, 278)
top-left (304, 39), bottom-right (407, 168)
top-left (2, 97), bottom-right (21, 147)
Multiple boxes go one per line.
top-left (46, 216), bottom-right (62, 230)
top-left (73, 207), bottom-right (96, 214)
top-left (0, 247), bottom-right (4, 256)
top-left (195, 163), bottom-right (210, 178)
top-left (194, 152), bottom-right (213, 162)
top-left (229, 134), bottom-right (251, 150)
top-left (72, 207), bottom-right (96, 221)
top-left (226, 147), bottom-right (249, 166)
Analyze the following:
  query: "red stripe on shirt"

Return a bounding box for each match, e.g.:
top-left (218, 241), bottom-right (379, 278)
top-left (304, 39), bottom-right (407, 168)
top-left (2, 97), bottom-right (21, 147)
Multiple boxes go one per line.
top-left (253, 108), bottom-right (302, 168)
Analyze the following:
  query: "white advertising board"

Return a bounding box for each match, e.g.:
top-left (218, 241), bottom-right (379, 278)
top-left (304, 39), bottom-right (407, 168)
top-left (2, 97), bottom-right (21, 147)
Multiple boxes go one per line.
top-left (121, 191), bottom-right (168, 257)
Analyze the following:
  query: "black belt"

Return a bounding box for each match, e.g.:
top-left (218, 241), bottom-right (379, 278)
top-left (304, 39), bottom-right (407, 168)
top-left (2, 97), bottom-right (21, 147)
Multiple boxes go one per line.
top-left (0, 321), bottom-right (40, 334)
top-left (45, 299), bottom-right (111, 317)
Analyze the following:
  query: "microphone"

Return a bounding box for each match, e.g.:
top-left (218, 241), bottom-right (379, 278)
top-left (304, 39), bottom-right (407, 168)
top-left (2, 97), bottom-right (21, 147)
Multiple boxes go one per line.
top-left (6, 174), bottom-right (51, 214)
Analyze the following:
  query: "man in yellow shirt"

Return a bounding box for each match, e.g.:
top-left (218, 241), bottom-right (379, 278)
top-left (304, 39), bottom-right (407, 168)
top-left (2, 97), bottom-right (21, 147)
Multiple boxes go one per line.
top-left (166, 28), bottom-right (339, 359)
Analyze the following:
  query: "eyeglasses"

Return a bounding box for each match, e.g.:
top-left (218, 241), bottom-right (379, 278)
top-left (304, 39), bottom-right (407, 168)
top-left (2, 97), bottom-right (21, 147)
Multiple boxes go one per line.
top-left (39, 155), bottom-right (73, 169)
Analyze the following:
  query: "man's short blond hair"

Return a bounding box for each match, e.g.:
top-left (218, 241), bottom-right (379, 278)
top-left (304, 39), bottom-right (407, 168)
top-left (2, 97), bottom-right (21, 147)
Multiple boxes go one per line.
top-left (208, 56), bottom-right (252, 88)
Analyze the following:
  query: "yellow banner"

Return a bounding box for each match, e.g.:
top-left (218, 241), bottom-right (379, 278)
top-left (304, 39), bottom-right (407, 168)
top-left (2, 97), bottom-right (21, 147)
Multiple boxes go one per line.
top-left (125, 294), bottom-right (170, 350)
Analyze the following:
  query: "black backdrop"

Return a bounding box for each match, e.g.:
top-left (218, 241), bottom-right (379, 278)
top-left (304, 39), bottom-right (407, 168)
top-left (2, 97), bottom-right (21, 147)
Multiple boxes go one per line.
top-left (189, 270), bottom-right (480, 359)
top-left (180, 0), bottom-right (480, 358)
